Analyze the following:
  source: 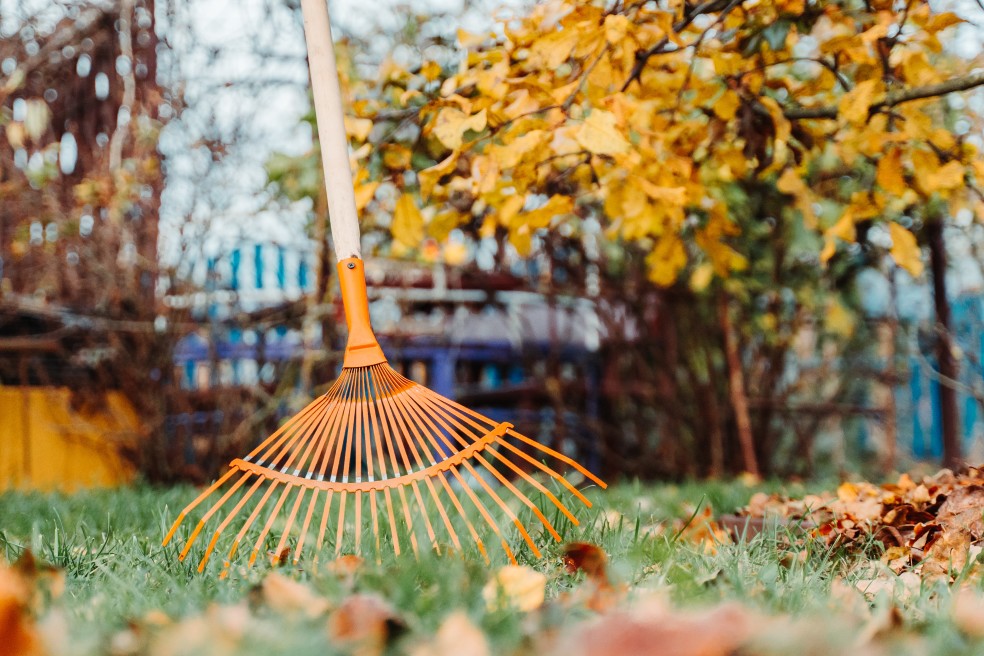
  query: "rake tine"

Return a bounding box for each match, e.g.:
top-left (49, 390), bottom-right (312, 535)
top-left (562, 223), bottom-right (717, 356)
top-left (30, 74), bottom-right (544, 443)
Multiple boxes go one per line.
top-left (507, 428), bottom-right (607, 489)
top-left (177, 471), bottom-right (252, 560)
top-left (446, 466), bottom-right (514, 563)
top-left (274, 485), bottom-right (308, 564)
top-left (221, 480), bottom-right (281, 577)
top-left (294, 489), bottom-right (320, 565)
top-left (335, 490), bottom-right (348, 556)
top-left (316, 490), bottom-right (334, 556)
top-left (412, 480), bottom-right (442, 554)
top-left (395, 485), bottom-right (419, 556)
top-left (391, 389), bottom-right (534, 558)
top-left (493, 438), bottom-right (590, 507)
top-left (259, 392), bottom-right (336, 472)
top-left (413, 391), bottom-right (561, 541)
top-left (163, 468), bottom-right (237, 547)
top-left (249, 483), bottom-right (297, 567)
top-left (243, 392), bottom-right (333, 462)
top-left (382, 488), bottom-right (401, 556)
top-left (250, 392), bottom-right (336, 467)
top-left (366, 368), bottom-right (401, 556)
top-left (486, 444), bottom-right (580, 525)
top-left (374, 367), bottom-right (444, 551)
top-left (369, 492), bottom-right (381, 559)
top-left (199, 475), bottom-right (266, 571)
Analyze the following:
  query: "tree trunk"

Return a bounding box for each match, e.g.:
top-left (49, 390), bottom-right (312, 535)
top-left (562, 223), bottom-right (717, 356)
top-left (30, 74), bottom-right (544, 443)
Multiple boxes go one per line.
top-left (718, 293), bottom-right (760, 477)
top-left (927, 218), bottom-right (962, 469)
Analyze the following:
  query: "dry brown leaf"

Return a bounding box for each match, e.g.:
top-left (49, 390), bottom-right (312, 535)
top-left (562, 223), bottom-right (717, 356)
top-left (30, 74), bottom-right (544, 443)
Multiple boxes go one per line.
top-left (261, 572), bottom-right (331, 617)
top-left (411, 611), bottom-right (489, 656)
top-left (936, 486), bottom-right (984, 538)
top-left (327, 593), bottom-right (403, 655)
top-left (0, 565), bottom-right (40, 656)
top-left (562, 542), bottom-right (608, 580)
top-left (922, 528), bottom-right (973, 576)
top-left (562, 543), bottom-right (623, 612)
top-left (553, 602), bottom-right (752, 656)
top-left (953, 588), bottom-right (984, 638)
top-left (482, 565), bottom-right (546, 612)
top-left (326, 554), bottom-right (365, 586)
top-left (674, 506), bottom-right (731, 554)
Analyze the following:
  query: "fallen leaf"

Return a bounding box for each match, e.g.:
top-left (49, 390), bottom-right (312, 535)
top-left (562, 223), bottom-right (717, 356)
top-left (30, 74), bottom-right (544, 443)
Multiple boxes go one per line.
top-left (562, 543), bottom-right (622, 611)
top-left (327, 554), bottom-right (364, 587)
top-left (327, 594), bottom-right (403, 655)
top-left (411, 611), bottom-right (489, 656)
top-left (0, 564), bottom-right (40, 656)
top-left (483, 565), bottom-right (546, 612)
top-left (553, 602), bottom-right (752, 656)
top-left (953, 588), bottom-right (984, 638)
top-left (261, 572), bottom-right (331, 617)
top-left (563, 542), bottom-right (608, 579)
top-left (935, 486), bottom-right (984, 538)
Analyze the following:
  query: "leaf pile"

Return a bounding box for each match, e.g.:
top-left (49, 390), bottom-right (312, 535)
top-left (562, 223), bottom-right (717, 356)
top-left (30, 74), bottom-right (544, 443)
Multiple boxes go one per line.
top-left (736, 468), bottom-right (984, 577)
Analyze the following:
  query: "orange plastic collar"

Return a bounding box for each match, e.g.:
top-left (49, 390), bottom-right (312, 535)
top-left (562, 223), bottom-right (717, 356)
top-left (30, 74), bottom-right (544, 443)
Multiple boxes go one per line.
top-left (338, 257), bottom-right (387, 368)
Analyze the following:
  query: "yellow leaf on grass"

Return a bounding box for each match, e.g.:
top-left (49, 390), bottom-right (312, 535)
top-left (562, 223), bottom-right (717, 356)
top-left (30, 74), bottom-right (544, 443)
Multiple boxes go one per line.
top-left (838, 79), bottom-right (881, 125)
top-left (876, 148), bottom-right (907, 195)
top-left (574, 110), bottom-right (630, 156)
top-left (433, 107), bottom-right (487, 150)
top-left (392, 194), bottom-right (425, 249)
top-left (411, 611), bottom-right (490, 656)
top-left (888, 222), bottom-right (924, 277)
top-left (483, 565), bottom-right (546, 612)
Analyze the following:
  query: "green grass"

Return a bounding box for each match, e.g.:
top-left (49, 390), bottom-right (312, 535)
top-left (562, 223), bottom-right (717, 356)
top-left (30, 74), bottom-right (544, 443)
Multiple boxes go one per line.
top-left (1, 480), bottom-right (982, 655)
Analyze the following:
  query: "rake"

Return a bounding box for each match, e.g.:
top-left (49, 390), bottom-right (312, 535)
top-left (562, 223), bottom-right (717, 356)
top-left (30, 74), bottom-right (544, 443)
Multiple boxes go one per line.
top-left (162, 0), bottom-right (606, 575)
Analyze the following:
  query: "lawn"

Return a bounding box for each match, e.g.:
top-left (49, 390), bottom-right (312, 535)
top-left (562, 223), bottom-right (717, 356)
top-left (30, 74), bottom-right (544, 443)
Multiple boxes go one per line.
top-left (2, 478), bottom-right (984, 655)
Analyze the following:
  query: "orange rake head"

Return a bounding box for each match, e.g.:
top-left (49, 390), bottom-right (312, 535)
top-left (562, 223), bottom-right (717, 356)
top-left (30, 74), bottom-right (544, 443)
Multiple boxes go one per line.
top-left (163, 258), bottom-right (606, 576)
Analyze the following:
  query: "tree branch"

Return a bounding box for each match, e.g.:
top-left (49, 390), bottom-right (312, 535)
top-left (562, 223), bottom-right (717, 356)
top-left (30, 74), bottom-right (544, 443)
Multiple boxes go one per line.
top-left (620, 0), bottom-right (740, 92)
top-left (784, 69), bottom-right (984, 120)
top-left (0, 7), bottom-right (107, 104)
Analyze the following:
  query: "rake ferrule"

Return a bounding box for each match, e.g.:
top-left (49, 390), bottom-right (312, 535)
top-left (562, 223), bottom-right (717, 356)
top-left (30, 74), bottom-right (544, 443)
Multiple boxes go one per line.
top-left (338, 257), bottom-right (387, 368)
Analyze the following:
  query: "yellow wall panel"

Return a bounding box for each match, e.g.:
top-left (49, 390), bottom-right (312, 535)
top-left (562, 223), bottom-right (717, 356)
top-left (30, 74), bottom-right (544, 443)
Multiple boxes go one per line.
top-left (0, 387), bottom-right (137, 491)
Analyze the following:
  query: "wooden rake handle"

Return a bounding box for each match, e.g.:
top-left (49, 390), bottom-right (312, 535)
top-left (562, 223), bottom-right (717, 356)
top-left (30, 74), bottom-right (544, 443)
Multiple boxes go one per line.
top-left (300, 0), bottom-right (362, 261)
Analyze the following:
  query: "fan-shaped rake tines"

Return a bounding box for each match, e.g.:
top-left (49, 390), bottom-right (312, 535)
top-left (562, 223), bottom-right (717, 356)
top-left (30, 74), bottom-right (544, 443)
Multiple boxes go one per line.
top-left (162, 362), bottom-right (607, 576)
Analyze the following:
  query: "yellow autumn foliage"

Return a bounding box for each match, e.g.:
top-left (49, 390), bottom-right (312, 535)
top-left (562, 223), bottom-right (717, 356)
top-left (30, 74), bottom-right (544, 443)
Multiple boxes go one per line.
top-left (318, 0), bottom-right (983, 283)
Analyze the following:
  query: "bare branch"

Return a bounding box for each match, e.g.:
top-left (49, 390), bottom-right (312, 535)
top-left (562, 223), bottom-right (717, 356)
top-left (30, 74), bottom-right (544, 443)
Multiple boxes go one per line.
top-left (784, 69), bottom-right (984, 120)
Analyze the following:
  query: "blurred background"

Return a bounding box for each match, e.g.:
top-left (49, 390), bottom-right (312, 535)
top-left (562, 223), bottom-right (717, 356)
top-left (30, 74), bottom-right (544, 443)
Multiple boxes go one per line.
top-left (2, 0), bottom-right (984, 490)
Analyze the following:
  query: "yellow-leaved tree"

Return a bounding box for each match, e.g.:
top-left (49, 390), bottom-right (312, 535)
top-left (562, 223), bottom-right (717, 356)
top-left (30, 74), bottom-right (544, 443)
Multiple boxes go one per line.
top-left (272, 0), bottom-right (984, 475)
